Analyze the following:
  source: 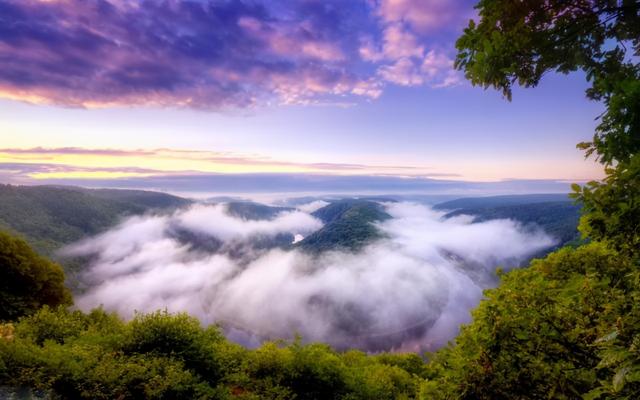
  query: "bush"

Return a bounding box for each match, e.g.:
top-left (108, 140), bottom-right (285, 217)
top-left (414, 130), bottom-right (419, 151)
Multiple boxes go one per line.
top-left (124, 311), bottom-right (227, 384)
top-left (0, 231), bottom-right (72, 321)
top-left (421, 242), bottom-right (640, 399)
top-left (0, 307), bottom-right (424, 399)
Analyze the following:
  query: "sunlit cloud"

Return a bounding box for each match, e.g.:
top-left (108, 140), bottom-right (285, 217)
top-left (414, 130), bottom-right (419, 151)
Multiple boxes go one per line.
top-left (0, 145), bottom-right (603, 188)
top-left (0, 147), bottom-right (454, 181)
top-left (0, 0), bottom-right (473, 109)
top-left (376, 0), bottom-right (474, 33)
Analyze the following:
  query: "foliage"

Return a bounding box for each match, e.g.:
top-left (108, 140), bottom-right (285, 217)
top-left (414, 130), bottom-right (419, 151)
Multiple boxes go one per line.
top-left (0, 232), bottom-right (72, 322)
top-left (421, 242), bottom-right (640, 399)
top-left (1, 1), bottom-right (639, 396)
top-left (456, 0), bottom-right (640, 164)
top-left (0, 184), bottom-right (189, 256)
top-left (571, 155), bottom-right (640, 254)
top-left (298, 200), bottom-right (391, 252)
top-left (0, 308), bottom-right (425, 400)
top-left (124, 311), bottom-right (229, 385)
top-left (425, 2), bottom-right (640, 399)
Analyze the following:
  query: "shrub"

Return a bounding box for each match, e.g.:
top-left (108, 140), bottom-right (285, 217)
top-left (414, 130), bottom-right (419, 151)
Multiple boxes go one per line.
top-left (0, 231), bottom-right (72, 321)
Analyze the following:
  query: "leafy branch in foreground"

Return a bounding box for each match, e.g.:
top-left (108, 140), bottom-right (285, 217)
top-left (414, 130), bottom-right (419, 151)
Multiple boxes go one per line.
top-left (455, 0), bottom-right (640, 164)
top-left (419, 0), bottom-right (640, 398)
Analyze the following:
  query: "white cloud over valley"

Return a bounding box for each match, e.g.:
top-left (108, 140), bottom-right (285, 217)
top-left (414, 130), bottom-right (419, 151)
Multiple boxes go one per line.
top-left (66, 201), bottom-right (555, 351)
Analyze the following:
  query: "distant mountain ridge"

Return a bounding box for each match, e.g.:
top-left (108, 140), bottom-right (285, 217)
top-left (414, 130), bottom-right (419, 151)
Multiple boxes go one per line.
top-left (433, 193), bottom-right (572, 210)
top-left (435, 194), bottom-right (582, 250)
top-left (0, 186), bottom-right (583, 265)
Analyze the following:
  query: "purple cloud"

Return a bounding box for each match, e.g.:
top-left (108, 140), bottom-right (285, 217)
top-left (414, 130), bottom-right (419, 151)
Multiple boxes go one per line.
top-left (0, 0), bottom-right (473, 109)
top-left (0, 162), bottom-right (164, 184)
top-left (0, 147), bottom-right (155, 156)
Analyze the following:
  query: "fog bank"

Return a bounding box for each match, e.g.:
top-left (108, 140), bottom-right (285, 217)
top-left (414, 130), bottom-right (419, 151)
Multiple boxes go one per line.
top-left (66, 201), bottom-right (555, 351)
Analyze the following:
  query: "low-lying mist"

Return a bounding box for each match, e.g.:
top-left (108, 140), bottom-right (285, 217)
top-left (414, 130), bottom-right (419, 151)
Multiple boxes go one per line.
top-left (65, 201), bottom-right (555, 352)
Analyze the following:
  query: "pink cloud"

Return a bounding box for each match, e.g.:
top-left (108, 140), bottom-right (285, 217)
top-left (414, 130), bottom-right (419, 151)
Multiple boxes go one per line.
top-left (421, 50), bottom-right (462, 87)
top-left (0, 0), bottom-right (470, 109)
top-left (378, 58), bottom-right (424, 86)
top-left (238, 16), bottom-right (346, 62)
top-left (377, 0), bottom-right (468, 32)
top-left (381, 23), bottom-right (425, 60)
top-left (351, 79), bottom-right (383, 99)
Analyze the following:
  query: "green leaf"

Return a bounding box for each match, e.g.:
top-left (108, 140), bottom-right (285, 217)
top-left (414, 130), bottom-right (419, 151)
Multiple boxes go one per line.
top-left (582, 386), bottom-right (607, 400)
top-left (612, 366), bottom-right (630, 392)
top-left (595, 331), bottom-right (618, 344)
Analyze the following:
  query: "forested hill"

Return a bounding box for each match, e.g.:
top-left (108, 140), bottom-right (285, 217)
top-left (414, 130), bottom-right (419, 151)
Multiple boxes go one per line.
top-left (0, 184), bottom-right (190, 255)
top-left (435, 194), bottom-right (581, 248)
top-left (297, 200), bottom-right (391, 252)
top-left (225, 201), bottom-right (293, 220)
top-left (75, 187), bottom-right (190, 210)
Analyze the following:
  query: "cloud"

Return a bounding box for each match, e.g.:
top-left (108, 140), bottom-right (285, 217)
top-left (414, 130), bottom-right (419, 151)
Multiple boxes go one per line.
top-left (21, 172), bottom-right (574, 196)
top-left (381, 23), bottom-right (425, 60)
top-left (67, 200), bottom-right (555, 351)
top-left (378, 57), bottom-right (425, 86)
top-left (375, 49), bottom-right (461, 88)
top-left (0, 0), bottom-right (469, 109)
top-left (368, 3), bottom-right (467, 88)
top-left (0, 146), bottom-right (443, 177)
top-left (0, 161), bottom-right (163, 182)
top-left (377, 0), bottom-right (474, 33)
top-left (296, 200), bottom-right (330, 213)
top-left (0, 147), bottom-right (155, 156)
top-left (177, 204), bottom-right (322, 242)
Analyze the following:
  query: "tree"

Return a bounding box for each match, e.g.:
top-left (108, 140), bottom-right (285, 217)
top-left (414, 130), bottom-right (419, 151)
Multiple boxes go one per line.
top-left (418, 1), bottom-right (640, 398)
top-left (456, 0), bottom-right (640, 248)
top-left (421, 243), bottom-right (640, 399)
top-left (455, 0), bottom-right (639, 164)
top-left (0, 231), bottom-right (72, 321)
top-left (0, 307), bottom-right (424, 399)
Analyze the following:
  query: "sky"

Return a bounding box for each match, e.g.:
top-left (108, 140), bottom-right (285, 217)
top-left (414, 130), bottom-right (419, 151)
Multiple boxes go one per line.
top-left (0, 0), bottom-right (606, 194)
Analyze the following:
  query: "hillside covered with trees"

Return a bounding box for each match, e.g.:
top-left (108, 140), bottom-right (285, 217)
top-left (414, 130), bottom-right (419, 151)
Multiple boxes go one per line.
top-left (436, 196), bottom-right (582, 249)
top-left (0, 185), bottom-right (190, 256)
top-left (298, 200), bottom-right (391, 252)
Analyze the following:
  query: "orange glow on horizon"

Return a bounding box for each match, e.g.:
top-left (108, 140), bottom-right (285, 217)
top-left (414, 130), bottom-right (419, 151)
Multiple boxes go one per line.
top-left (0, 147), bottom-right (445, 179)
top-left (0, 146), bottom-right (606, 183)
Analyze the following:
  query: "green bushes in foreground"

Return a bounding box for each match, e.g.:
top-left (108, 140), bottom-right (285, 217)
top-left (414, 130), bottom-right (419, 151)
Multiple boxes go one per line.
top-left (0, 307), bottom-right (425, 399)
top-left (2, 240), bottom-right (639, 399)
top-left (421, 242), bottom-right (640, 399)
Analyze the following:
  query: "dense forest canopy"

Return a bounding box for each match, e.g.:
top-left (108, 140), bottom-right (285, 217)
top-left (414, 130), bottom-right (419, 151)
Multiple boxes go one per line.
top-left (419, 0), bottom-right (640, 398)
top-left (0, 232), bottom-right (71, 322)
top-left (0, 185), bottom-right (190, 255)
